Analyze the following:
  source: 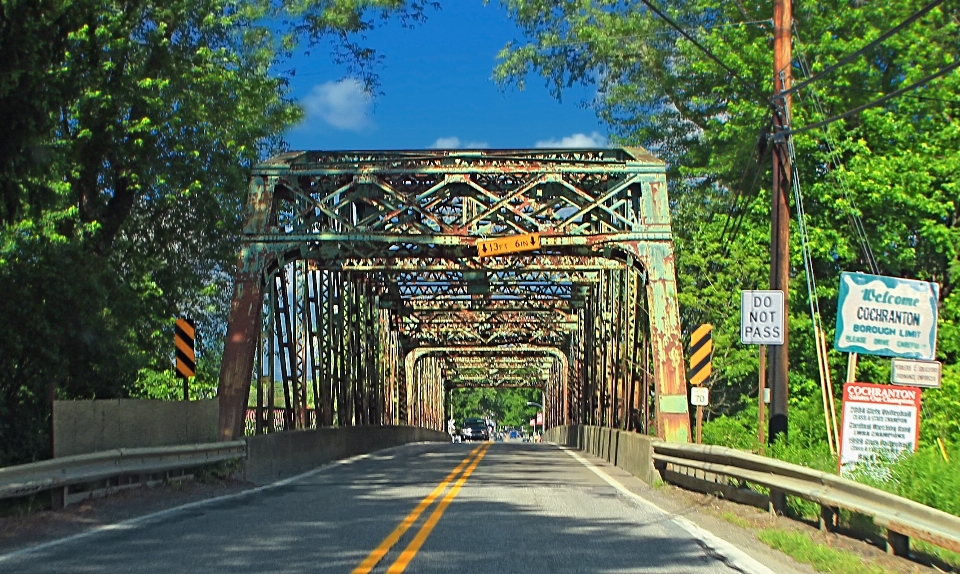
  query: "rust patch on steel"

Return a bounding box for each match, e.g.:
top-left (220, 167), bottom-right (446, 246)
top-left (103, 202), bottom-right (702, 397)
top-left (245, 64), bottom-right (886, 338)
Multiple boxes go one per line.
top-left (218, 275), bottom-right (264, 439)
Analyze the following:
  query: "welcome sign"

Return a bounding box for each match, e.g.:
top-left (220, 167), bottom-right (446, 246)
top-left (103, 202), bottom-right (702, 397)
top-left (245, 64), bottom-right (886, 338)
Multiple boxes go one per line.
top-left (834, 272), bottom-right (939, 360)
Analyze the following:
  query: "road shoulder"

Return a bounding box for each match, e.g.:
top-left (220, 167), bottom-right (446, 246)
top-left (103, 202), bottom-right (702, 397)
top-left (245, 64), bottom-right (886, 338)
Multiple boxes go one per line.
top-left (561, 445), bottom-right (946, 574)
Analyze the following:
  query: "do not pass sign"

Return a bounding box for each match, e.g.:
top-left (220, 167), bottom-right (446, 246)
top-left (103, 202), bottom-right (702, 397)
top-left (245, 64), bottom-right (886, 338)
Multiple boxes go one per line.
top-left (741, 291), bottom-right (784, 345)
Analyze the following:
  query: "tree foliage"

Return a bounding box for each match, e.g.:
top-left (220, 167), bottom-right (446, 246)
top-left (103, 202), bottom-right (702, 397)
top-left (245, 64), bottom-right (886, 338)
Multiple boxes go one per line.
top-left (448, 387), bottom-right (542, 428)
top-left (0, 0), bottom-right (435, 465)
top-left (497, 0), bottom-right (960, 446)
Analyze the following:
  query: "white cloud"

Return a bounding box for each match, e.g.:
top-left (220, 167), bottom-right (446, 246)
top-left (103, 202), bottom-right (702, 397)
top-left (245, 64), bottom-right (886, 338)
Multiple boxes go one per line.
top-left (301, 79), bottom-right (372, 131)
top-left (429, 136), bottom-right (488, 149)
top-left (535, 132), bottom-right (608, 148)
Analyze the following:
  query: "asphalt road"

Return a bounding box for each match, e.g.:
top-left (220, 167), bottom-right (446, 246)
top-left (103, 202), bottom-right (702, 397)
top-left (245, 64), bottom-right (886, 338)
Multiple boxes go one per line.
top-left (0, 442), bottom-right (776, 574)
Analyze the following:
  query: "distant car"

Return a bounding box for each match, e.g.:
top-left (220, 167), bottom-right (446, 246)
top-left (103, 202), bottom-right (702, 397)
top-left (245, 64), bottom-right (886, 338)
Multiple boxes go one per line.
top-left (460, 420), bottom-right (490, 442)
top-left (508, 430), bottom-right (519, 439)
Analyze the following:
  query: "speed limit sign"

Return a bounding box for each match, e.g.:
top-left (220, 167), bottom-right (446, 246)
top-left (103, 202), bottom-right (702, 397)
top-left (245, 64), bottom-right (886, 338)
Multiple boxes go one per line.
top-left (690, 387), bottom-right (709, 406)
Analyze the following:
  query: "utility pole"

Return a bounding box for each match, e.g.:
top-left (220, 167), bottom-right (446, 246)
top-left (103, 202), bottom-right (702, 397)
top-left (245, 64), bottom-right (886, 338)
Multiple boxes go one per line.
top-left (769, 0), bottom-right (792, 447)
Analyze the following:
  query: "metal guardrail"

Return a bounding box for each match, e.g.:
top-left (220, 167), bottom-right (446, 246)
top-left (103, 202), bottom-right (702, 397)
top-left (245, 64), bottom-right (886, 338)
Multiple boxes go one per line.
top-left (0, 441), bottom-right (246, 503)
top-left (652, 441), bottom-right (960, 557)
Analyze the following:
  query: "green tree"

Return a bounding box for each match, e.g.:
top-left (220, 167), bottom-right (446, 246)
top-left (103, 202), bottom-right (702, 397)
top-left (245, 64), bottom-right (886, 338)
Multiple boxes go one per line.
top-left (496, 0), bottom-right (960, 446)
top-left (448, 387), bottom-right (541, 428)
top-left (0, 0), bottom-right (437, 464)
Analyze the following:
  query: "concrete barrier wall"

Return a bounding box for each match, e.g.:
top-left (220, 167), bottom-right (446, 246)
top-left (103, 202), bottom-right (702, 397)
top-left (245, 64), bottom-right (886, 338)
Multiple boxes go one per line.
top-left (244, 425), bottom-right (449, 485)
top-left (546, 424), bottom-right (659, 485)
top-left (53, 399), bottom-right (219, 457)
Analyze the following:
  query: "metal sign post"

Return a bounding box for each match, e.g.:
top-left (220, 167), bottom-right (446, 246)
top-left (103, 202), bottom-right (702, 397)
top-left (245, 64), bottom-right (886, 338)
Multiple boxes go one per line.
top-left (740, 291), bottom-right (783, 446)
top-left (758, 345), bottom-right (767, 446)
top-left (690, 387), bottom-right (709, 444)
top-left (688, 325), bottom-right (713, 445)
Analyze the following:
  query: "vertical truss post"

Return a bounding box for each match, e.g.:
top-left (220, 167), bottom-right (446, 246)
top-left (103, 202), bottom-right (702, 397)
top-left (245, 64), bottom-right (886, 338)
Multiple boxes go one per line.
top-left (585, 286), bottom-right (597, 424)
top-left (295, 261), bottom-right (309, 428)
top-left (253, 307), bottom-right (263, 436)
top-left (317, 270), bottom-right (333, 426)
top-left (334, 273), bottom-right (349, 426)
top-left (572, 308), bottom-right (585, 424)
top-left (267, 284), bottom-right (276, 433)
top-left (626, 240), bottom-right (690, 443)
top-left (350, 278), bottom-right (363, 425)
top-left (626, 264), bottom-right (644, 432)
top-left (399, 342), bottom-right (409, 425)
top-left (218, 175), bottom-right (275, 440)
top-left (272, 267), bottom-right (296, 431)
top-left (364, 282), bottom-right (378, 424)
top-left (306, 268), bottom-right (325, 428)
top-left (619, 267), bottom-right (630, 430)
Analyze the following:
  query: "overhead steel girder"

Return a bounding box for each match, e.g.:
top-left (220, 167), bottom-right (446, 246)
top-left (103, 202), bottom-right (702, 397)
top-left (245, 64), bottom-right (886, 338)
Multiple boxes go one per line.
top-left (395, 300), bottom-right (576, 312)
top-left (392, 283), bottom-right (575, 300)
top-left (332, 256), bottom-right (623, 272)
top-left (450, 372), bottom-right (549, 381)
top-left (383, 270), bottom-right (599, 284)
top-left (410, 330), bottom-right (568, 347)
top-left (219, 149), bottom-right (689, 443)
top-left (400, 312), bottom-right (576, 345)
top-left (402, 310), bottom-right (577, 326)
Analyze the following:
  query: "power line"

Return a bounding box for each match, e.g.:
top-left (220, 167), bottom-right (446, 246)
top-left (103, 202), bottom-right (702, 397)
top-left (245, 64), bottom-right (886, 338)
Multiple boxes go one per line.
top-left (715, 130), bottom-right (772, 265)
top-left (636, 0), bottom-right (771, 107)
top-left (783, 0), bottom-right (946, 98)
top-left (792, 30), bottom-right (880, 273)
top-left (779, 60), bottom-right (960, 138)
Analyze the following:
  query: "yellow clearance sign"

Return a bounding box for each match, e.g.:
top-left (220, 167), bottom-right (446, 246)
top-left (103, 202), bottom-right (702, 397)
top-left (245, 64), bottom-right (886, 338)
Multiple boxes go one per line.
top-left (688, 323), bottom-right (713, 386)
top-left (476, 233), bottom-right (541, 257)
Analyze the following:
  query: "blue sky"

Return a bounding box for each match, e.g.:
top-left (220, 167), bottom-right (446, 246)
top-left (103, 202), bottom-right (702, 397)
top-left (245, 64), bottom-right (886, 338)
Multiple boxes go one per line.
top-left (280, 2), bottom-right (607, 151)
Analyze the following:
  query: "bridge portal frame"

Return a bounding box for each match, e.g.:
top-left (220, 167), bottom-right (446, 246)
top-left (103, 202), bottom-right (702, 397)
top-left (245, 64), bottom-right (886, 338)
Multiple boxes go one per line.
top-left (218, 149), bottom-right (689, 443)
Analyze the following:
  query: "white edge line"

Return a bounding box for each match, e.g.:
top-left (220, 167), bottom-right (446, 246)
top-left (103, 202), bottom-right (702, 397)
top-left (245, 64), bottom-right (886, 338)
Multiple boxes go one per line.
top-left (557, 445), bottom-right (777, 574)
top-left (0, 445), bottom-right (423, 565)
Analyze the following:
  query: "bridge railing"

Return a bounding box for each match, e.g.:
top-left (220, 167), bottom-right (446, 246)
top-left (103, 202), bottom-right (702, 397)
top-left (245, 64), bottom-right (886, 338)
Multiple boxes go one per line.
top-left (0, 442), bottom-right (245, 509)
top-left (546, 424), bottom-right (960, 559)
top-left (0, 424), bottom-right (449, 509)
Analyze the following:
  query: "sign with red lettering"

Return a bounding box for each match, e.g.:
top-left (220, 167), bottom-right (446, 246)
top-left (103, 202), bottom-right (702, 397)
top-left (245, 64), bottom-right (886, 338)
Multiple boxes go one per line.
top-left (840, 382), bottom-right (921, 475)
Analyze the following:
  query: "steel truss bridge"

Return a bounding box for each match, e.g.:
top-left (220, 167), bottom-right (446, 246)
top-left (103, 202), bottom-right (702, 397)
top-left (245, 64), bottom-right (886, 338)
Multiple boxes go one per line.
top-left (216, 148), bottom-right (691, 443)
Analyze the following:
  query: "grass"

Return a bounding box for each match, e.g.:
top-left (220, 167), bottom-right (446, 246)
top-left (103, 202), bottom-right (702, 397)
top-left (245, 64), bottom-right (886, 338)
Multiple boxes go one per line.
top-left (718, 511), bottom-right (753, 529)
top-left (0, 492), bottom-right (50, 517)
top-left (911, 538), bottom-right (960, 571)
top-left (758, 528), bottom-right (889, 574)
top-left (195, 460), bottom-right (242, 483)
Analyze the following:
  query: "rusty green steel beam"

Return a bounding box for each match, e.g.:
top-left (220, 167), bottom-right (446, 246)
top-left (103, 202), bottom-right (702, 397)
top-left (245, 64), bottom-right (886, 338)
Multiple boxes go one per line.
top-left (244, 232), bottom-right (672, 245)
top-left (254, 148), bottom-right (665, 175)
top-left (335, 256), bottom-right (622, 272)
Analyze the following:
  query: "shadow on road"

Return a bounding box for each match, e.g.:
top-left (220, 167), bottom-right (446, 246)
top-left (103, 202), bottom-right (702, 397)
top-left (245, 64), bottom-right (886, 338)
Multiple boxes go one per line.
top-left (3, 443), bottom-right (731, 574)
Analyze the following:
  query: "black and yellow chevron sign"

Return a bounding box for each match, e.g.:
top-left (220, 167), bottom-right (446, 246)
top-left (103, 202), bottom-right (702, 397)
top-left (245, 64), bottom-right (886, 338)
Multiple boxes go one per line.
top-left (175, 318), bottom-right (196, 378)
top-left (688, 323), bottom-right (713, 386)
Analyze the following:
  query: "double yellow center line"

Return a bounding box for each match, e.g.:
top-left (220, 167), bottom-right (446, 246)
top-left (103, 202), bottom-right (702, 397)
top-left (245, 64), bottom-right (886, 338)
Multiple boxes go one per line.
top-left (352, 443), bottom-right (491, 574)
